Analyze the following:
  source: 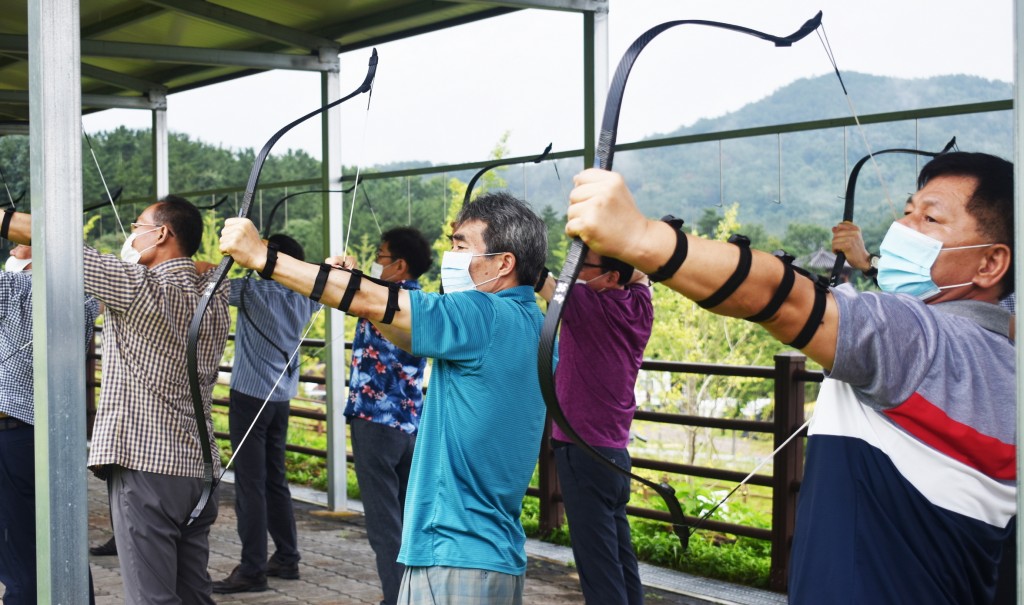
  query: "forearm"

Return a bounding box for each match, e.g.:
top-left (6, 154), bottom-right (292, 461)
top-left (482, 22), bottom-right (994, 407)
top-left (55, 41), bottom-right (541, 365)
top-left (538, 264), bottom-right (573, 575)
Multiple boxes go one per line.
top-left (618, 220), bottom-right (838, 368)
top-left (260, 253), bottom-right (414, 345)
top-left (1, 211), bottom-right (31, 245)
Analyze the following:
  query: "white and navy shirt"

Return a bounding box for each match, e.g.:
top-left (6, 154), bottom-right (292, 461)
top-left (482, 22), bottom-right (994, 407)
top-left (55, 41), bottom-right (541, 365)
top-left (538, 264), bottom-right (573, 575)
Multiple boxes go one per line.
top-left (789, 285), bottom-right (1015, 605)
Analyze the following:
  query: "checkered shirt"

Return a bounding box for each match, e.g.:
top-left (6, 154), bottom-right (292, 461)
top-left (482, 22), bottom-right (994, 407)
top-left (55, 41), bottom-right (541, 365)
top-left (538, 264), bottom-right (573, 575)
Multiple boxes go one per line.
top-left (0, 272), bottom-right (99, 424)
top-left (83, 247), bottom-right (230, 478)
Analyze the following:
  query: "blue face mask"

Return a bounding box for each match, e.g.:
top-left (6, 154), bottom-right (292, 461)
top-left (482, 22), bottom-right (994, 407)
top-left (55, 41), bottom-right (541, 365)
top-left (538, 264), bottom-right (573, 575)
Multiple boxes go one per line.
top-left (876, 222), bottom-right (992, 301)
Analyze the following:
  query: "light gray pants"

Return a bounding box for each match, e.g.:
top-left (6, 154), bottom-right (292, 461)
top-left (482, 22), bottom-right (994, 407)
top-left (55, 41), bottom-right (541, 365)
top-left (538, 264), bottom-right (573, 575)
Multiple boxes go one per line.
top-left (109, 467), bottom-right (218, 605)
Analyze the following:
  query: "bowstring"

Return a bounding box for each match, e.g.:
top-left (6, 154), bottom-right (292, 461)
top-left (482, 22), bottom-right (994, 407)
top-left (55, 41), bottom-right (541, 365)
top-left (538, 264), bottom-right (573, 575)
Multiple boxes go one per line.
top-left (342, 77), bottom-right (377, 258)
top-left (815, 24), bottom-right (898, 220)
top-left (225, 66), bottom-right (378, 472)
top-left (219, 306), bottom-right (324, 477)
top-left (0, 165), bottom-right (15, 209)
top-left (82, 127), bottom-right (128, 239)
top-left (692, 16), bottom-right (883, 532)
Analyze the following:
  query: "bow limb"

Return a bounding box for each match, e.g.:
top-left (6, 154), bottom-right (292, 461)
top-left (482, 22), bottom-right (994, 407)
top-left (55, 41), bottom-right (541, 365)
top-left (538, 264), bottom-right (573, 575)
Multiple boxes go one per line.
top-left (81, 186), bottom-right (125, 214)
top-left (538, 12), bottom-right (822, 550)
top-left (828, 136), bottom-right (957, 285)
top-left (462, 142), bottom-right (553, 206)
top-left (183, 49), bottom-right (377, 527)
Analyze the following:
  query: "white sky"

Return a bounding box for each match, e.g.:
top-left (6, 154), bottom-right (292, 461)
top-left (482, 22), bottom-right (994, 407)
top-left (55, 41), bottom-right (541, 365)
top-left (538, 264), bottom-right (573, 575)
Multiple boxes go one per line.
top-left (82, 0), bottom-right (1014, 167)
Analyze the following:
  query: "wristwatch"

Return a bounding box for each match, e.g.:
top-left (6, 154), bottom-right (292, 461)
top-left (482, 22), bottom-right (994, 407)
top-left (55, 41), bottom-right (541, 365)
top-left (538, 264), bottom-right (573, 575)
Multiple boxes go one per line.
top-left (864, 254), bottom-right (880, 278)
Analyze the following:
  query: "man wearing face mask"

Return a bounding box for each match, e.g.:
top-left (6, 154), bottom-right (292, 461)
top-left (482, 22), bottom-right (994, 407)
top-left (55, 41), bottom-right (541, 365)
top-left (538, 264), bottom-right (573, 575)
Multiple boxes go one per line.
top-left (538, 252), bottom-right (653, 605)
top-left (0, 245), bottom-right (100, 605)
top-left (563, 151), bottom-right (1014, 605)
top-left (219, 191), bottom-right (548, 604)
top-left (340, 226), bottom-right (431, 605)
top-left (212, 233), bottom-right (320, 593)
top-left (0, 196), bottom-right (230, 604)
top-left (832, 219), bottom-right (1018, 315)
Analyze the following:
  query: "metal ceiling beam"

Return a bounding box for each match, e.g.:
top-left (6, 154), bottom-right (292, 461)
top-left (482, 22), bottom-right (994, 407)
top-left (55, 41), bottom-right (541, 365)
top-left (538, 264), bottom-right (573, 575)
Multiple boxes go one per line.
top-left (81, 4), bottom-right (165, 37)
top-left (0, 90), bottom-right (167, 110)
top-left (0, 122), bottom-right (30, 135)
top-left (140, 0), bottom-right (338, 51)
top-left (0, 35), bottom-right (334, 72)
top-left (439, 0), bottom-right (606, 12)
top-left (81, 63), bottom-right (165, 94)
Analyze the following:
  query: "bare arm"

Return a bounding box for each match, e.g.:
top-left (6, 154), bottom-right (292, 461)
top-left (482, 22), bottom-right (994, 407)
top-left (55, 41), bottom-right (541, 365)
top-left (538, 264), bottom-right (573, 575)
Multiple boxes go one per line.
top-left (2, 211), bottom-right (31, 245)
top-left (219, 217), bottom-right (414, 351)
top-left (565, 169), bottom-right (838, 370)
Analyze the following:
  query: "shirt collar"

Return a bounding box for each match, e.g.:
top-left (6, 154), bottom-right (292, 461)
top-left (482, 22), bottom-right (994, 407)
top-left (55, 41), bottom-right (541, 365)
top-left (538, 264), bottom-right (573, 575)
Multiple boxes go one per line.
top-left (932, 299), bottom-right (1012, 339)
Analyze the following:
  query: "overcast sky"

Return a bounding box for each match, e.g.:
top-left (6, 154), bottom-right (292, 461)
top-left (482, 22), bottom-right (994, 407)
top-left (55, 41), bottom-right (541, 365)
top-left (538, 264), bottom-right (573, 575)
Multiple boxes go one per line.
top-left (82, 0), bottom-right (1014, 168)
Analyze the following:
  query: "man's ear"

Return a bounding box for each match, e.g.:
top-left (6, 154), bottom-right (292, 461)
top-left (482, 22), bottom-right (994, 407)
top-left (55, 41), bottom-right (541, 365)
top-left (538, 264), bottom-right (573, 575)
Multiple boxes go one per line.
top-left (975, 243), bottom-right (1011, 291)
top-left (497, 252), bottom-right (517, 278)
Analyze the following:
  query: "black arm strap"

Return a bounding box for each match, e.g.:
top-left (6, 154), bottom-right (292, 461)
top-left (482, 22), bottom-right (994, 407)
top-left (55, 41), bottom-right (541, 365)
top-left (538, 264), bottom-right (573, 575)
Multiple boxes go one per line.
top-left (534, 267), bottom-right (550, 293)
top-left (380, 282), bottom-right (401, 324)
top-left (1, 209), bottom-right (13, 241)
top-left (647, 215), bottom-right (688, 283)
top-left (258, 242), bottom-right (279, 280)
top-left (786, 276), bottom-right (828, 349)
top-left (338, 269), bottom-right (362, 313)
top-left (697, 234), bottom-right (751, 309)
top-left (745, 251), bottom-right (796, 323)
top-left (310, 263), bottom-right (333, 303)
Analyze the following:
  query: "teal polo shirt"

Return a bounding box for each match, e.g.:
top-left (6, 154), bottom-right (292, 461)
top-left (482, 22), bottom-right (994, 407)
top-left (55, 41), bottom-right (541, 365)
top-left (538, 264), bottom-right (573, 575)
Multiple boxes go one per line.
top-left (398, 285), bottom-right (546, 575)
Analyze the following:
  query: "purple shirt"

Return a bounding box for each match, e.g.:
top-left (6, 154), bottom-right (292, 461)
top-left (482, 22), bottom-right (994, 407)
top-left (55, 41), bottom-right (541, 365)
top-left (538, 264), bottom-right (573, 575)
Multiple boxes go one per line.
top-left (553, 282), bottom-right (653, 448)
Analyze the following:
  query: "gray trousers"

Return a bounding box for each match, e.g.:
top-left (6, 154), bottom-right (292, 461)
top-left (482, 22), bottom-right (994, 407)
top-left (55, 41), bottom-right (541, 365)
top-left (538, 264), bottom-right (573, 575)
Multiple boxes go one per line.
top-left (109, 467), bottom-right (218, 605)
top-left (350, 418), bottom-right (416, 605)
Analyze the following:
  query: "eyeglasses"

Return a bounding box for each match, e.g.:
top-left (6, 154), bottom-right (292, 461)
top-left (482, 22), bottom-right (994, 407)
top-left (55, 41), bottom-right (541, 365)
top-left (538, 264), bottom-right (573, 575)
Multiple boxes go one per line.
top-left (130, 222), bottom-right (162, 231)
top-left (580, 261), bottom-right (604, 270)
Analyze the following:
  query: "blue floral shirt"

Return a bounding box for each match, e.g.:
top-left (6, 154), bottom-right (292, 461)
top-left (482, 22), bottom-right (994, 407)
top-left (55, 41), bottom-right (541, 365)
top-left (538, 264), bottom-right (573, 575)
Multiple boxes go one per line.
top-left (343, 279), bottom-right (426, 435)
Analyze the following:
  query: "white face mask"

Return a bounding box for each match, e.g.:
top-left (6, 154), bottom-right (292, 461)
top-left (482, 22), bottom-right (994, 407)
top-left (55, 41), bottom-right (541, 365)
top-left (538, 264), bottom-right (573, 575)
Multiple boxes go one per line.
top-left (120, 228), bottom-right (160, 264)
top-left (4, 255), bottom-right (31, 272)
top-left (370, 259), bottom-right (399, 280)
top-left (440, 251), bottom-right (501, 293)
top-left (575, 271), bottom-right (609, 288)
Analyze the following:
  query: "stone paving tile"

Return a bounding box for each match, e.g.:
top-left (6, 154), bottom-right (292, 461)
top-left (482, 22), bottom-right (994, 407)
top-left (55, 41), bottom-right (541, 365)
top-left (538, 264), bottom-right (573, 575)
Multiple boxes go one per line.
top-left (2, 476), bottom-right (706, 604)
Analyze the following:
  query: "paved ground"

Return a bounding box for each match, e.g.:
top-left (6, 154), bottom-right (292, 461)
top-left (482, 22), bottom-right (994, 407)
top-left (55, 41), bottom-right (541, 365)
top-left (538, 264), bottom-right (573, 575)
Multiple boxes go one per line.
top-left (5, 476), bottom-right (788, 604)
top-left (86, 477), bottom-right (718, 605)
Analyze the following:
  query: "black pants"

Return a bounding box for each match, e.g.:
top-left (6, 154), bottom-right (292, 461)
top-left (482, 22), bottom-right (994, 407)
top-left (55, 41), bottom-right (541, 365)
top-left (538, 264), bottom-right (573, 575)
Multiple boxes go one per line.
top-left (553, 440), bottom-right (644, 605)
top-left (228, 389), bottom-right (300, 576)
top-left (0, 421), bottom-right (95, 605)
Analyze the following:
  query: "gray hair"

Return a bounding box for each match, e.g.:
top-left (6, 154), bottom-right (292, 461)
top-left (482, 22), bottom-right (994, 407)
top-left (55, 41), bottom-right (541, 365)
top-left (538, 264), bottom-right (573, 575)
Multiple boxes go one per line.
top-left (456, 191), bottom-right (547, 286)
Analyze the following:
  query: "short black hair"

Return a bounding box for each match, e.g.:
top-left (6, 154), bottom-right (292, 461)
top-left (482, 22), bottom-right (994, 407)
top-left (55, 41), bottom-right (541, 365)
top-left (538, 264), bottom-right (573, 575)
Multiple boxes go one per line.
top-left (381, 227), bottom-right (432, 278)
top-left (456, 191), bottom-right (547, 286)
top-left (267, 233), bottom-right (305, 262)
top-left (153, 195), bottom-right (203, 257)
top-left (600, 255), bottom-right (635, 286)
top-left (917, 151), bottom-right (1014, 296)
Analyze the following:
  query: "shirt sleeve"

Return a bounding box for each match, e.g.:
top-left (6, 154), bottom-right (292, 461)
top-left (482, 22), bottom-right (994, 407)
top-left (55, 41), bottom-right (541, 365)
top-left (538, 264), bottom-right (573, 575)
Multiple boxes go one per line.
top-left (228, 278), bottom-right (248, 306)
top-left (828, 284), bottom-right (940, 409)
top-left (409, 290), bottom-right (494, 363)
top-left (82, 246), bottom-right (147, 313)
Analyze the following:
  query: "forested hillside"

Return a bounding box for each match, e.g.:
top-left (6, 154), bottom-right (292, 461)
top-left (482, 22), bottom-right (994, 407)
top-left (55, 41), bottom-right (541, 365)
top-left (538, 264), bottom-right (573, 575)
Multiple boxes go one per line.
top-left (0, 72), bottom-right (1011, 263)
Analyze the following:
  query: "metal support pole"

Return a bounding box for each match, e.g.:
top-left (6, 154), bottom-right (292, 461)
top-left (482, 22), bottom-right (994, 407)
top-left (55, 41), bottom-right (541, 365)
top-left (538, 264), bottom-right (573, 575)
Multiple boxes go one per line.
top-left (1013, 2), bottom-right (1023, 602)
top-left (582, 5), bottom-right (608, 169)
top-left (321, 56), bottom-right (349, 512)
top-left (28, 0), bottom-right (90, 601)
top-left (152, 90), bottom-right (170, 198)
